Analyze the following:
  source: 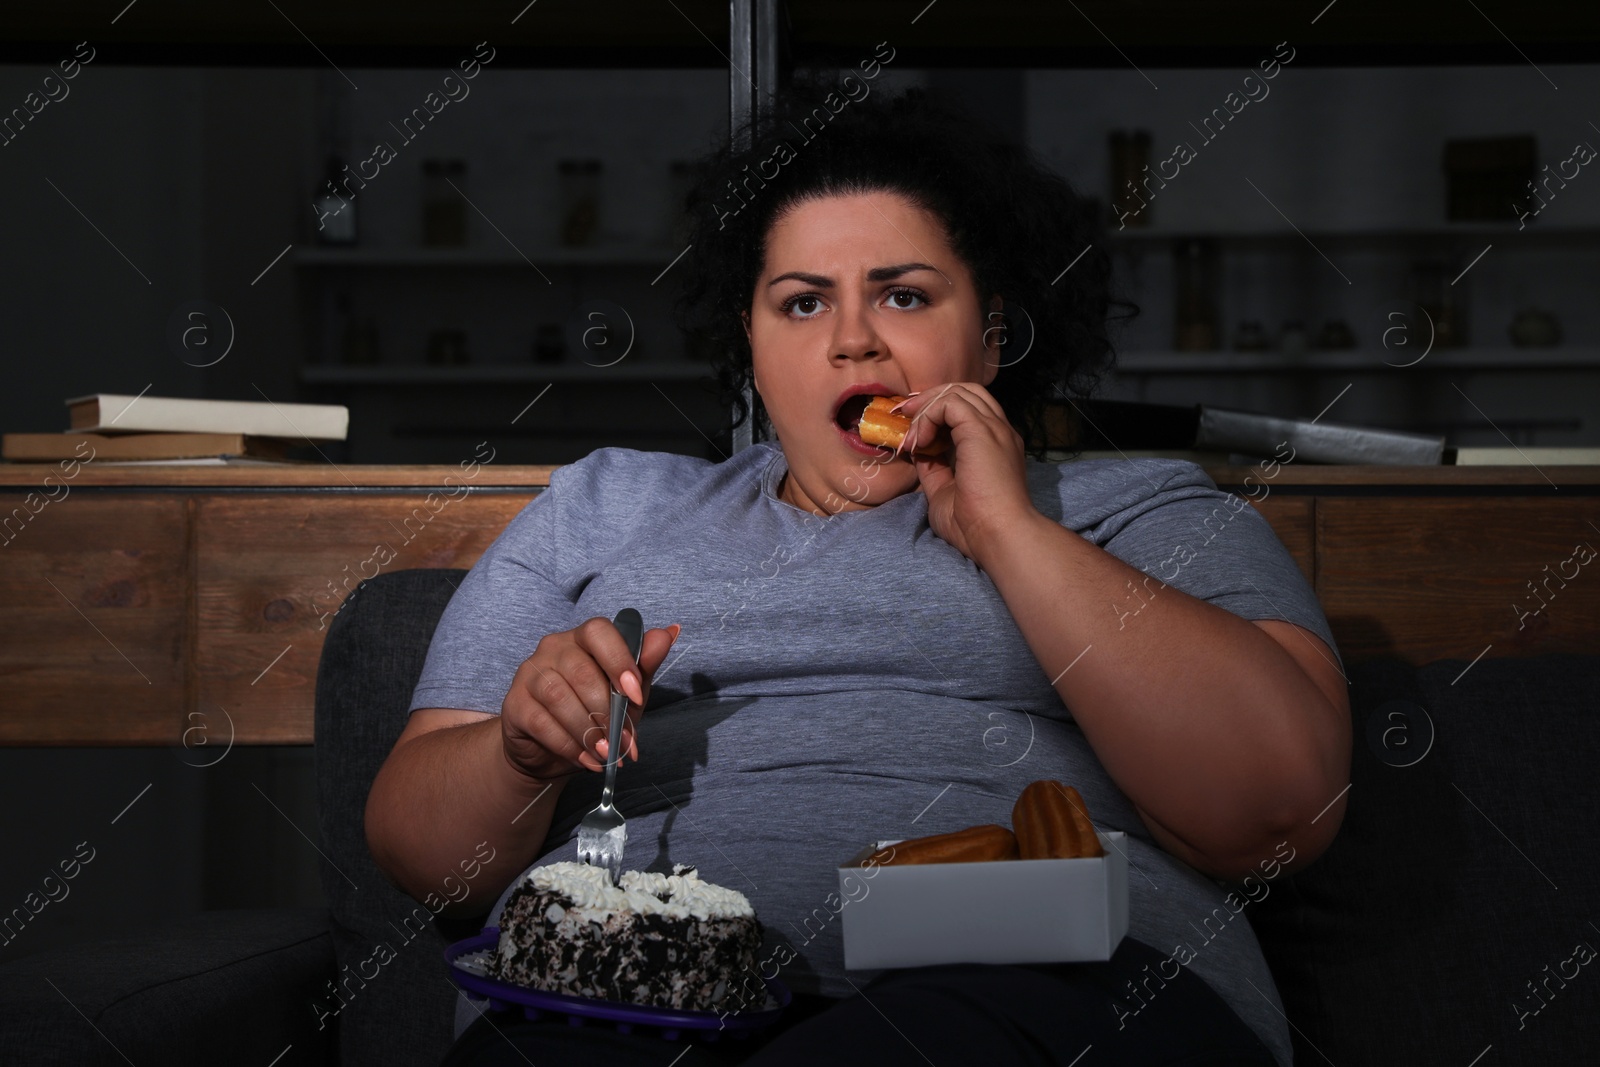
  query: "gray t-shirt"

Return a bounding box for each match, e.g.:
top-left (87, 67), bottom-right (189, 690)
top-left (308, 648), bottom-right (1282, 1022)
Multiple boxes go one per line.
top-left (413, 441), bottom-right (1337, 1065)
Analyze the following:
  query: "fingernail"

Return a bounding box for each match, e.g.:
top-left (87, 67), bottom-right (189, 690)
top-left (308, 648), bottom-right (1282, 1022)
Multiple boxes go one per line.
top-left (893, 390), bottom-right (923, 408)
top-left (597, 738), bottom-right (609, 756)
top-left (621, 671), bottom-right (644, 704)
top-left (668, 623), bottom-right (682, 641)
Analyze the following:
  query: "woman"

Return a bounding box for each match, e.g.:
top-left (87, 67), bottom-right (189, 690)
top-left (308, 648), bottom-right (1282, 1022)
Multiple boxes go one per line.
top-left (366, 82), bottom-right (1350, 1067)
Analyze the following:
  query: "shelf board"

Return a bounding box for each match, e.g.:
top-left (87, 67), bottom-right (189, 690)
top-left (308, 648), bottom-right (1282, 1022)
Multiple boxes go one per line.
top-left (1107, 225), bottom-right (1600, 245)
top-left (300, 362), bottom-right (714, 385)
top-left (1113, 347), bottom-right (1600, 373)
top-left (293, 245), bottom-right (690, 268)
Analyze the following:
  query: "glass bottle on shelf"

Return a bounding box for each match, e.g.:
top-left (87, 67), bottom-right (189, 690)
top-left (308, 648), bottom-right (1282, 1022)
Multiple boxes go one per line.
top-left (422, 159), bottom-right (468, 247)
top-left (342, 316), bottom-right (380, 365)
top-left (1109, 129), bottom-right (1152, 228)
top-left (426, 329), bottom-right (470, 366)
top-left (1173, 238), bottom-right (1220, 351)
top-left (558, 159), bottom-right (602, 247)
top-left (313, 155), bottom-right (357, 245)
top-left (664, 160), bottom-right (695, 247)
top-left (335, 292), bottom-right (379, 365)
top-left (533, 323), bottom-right (566, 363)
top-left (1411, 260), bottom-right (1468, 348)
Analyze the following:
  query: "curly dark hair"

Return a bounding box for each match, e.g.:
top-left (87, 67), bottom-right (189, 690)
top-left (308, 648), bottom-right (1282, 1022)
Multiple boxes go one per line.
top-left (672, 72), bottom-right (1135, 458)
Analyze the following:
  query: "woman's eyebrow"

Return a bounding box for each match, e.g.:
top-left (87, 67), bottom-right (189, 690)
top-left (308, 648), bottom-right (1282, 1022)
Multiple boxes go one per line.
top-left (766, 262), bottom-right (941, 288)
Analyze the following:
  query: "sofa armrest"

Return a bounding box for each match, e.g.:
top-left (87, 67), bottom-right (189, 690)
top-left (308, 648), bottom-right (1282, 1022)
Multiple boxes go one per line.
top-left (0, 907), bottom-right (337, 1067)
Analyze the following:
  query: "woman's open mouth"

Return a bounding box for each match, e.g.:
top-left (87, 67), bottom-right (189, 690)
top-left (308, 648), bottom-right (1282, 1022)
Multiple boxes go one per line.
top-left (833, 393), bottom-right (895, 456)
top-left (834, 394), bottom-right (874, 433)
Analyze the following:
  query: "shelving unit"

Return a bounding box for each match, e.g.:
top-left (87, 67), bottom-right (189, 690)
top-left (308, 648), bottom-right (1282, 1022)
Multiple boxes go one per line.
top-left (1113, 347), bottom-right (1599, 374)
top-left (279, 42), bottom-right (1600, 458)
top-left (300, 362), bottom-right (712, 384)
top-left (292, 245), bottom-right (690, 268)
top-left (292, 244), bottom-right (700, 366)
top-left (1106, 225), bottom-right (1600, 245)
top-left (1094, 211), bottom-right (1600, 446)
top-left (292, 236), bottom-right (725, 462)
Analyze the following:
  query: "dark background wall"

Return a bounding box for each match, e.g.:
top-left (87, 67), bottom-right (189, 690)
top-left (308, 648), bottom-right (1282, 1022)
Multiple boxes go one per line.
top-left (2, 42), bottom-right (1597, 958)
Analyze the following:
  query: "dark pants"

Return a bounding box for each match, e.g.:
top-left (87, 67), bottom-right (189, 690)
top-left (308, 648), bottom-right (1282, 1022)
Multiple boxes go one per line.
top-left (438, 937), bottom-right (1278, 1067)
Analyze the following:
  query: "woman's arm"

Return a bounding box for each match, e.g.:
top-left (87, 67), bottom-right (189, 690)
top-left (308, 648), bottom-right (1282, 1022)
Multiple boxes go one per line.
top-left (366, 708), bottom-right (570, 918)
top-left (366, 620), bottom-right (678, 918)
top-left (889, 383), bottom-right (1350, 881)
top-left (971, 513), bottom-right (1351, 882)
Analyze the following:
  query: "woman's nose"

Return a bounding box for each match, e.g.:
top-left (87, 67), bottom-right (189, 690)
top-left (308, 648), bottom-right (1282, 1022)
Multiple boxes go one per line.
top-left (830, 300), bottom-right (886, 363)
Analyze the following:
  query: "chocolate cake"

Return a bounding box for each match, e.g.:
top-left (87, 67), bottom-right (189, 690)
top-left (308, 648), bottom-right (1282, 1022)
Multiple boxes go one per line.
top-left (487, 860), bottom-right (764, 1012)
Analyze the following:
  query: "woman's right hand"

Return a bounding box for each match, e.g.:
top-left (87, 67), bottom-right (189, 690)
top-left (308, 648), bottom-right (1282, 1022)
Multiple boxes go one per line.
top-left (500, 617), bottom-right (680, 783)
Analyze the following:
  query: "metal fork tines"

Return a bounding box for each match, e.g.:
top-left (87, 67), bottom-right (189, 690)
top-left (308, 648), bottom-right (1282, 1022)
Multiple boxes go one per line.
top-left (575, 608), bottom-right (643, 886)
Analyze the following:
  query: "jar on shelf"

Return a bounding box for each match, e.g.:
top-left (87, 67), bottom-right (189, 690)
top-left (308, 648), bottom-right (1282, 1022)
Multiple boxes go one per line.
top-left (1278, 320), bottom-right (1309, 357)
top-left (558, 159), bottom-right (602, 247)
top-left (1232, 320), bottom-right (1270, 351)
top-left (422, 159), bottom-right (468, 247)
top-left (1509, 307), bottom-right (1562, 347)
top-left (1316, 319), bottom-right (1357, 349)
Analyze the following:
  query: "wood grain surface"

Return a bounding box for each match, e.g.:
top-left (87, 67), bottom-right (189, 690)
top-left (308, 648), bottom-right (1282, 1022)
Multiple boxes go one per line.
top-left (194, 494), bottom-right (535, 744)
top-left (0, 497), bottom-right (188, 744)
top-left (3, 463), bottom-right (1596, 745)
top-left (1317, 498), bottom-right (1600, 665)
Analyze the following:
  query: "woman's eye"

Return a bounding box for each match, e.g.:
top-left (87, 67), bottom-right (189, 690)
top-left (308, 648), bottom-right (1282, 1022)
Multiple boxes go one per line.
top-left (780, 289), bottom-right (925, 317)
top-left (781, 294), bottom-right (823, 318)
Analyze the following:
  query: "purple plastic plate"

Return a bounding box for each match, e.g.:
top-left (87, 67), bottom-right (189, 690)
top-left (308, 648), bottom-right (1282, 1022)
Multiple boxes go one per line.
top-left (445, 929), bottom-right (790, 1041)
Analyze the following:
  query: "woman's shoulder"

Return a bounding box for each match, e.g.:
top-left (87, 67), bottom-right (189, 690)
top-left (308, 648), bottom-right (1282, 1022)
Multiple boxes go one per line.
top-left (544, 444), bottom-right (773, 514)
top-left (1026, 454), bottom-right (1221, 527)
top-left (550, 446), bottom-right (715, 492)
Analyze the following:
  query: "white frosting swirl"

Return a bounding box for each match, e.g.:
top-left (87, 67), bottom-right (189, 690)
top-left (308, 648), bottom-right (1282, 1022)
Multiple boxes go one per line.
top-left (526, 861), bottom-right (755, 923)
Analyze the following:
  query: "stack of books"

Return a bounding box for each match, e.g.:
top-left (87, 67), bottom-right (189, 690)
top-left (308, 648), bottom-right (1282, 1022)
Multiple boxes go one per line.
top-left (2, 393), bottom-right (349, 464)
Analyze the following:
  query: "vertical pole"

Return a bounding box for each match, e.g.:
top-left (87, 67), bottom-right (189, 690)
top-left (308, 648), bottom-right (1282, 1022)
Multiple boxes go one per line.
top-left (728, 0), bottom-right (787, 451)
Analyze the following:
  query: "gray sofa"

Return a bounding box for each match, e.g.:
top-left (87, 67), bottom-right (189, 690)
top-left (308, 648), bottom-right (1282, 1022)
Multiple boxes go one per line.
top-left (2, 568), bottom-right (1595, 1066)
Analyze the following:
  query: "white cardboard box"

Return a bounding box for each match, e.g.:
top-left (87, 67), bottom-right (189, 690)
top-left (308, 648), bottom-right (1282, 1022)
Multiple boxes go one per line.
top-left (837, 831), bottom-right (1129, 970)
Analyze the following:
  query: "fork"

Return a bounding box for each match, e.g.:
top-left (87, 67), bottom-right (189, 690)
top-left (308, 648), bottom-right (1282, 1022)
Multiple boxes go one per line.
top-left (574, 607), bottom-right (644, 886)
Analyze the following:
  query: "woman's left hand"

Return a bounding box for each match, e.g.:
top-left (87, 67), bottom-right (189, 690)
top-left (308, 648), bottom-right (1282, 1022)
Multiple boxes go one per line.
top-left (893, 382), bottom-right (1039, 561)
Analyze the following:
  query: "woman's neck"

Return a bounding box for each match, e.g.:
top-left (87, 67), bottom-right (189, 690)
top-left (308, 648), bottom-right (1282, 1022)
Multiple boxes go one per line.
top-left (777, 472), bottom-right (833, 517)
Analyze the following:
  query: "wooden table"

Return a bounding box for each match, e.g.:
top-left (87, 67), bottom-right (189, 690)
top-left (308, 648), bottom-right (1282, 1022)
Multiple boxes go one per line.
top-left (3, 461), bottom-right (1596, 746)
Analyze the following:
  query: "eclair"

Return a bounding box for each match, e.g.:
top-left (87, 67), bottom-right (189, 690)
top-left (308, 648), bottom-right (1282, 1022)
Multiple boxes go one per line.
top-left (1013, 780), bottom-right (1104, 859)
top-left (859, 780), bottom-right (1103, 869)
top-left (858, 396), bottom-right (949, 456)
top-left (864, 824), bottom-right (1018, 867)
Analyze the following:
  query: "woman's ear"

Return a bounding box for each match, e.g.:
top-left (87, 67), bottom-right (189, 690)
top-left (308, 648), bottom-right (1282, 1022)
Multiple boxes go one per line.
top-left (742, 309), bottom-right (763, 395)
top-left (982, 294), bottom-right (1004, 386)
